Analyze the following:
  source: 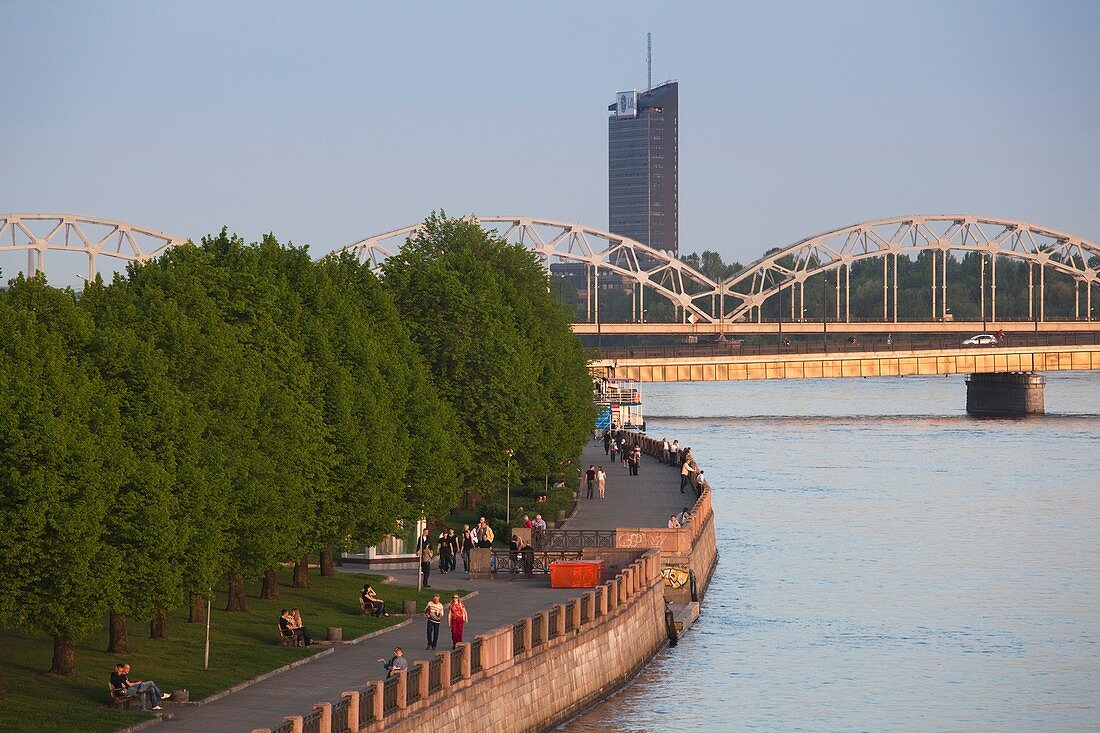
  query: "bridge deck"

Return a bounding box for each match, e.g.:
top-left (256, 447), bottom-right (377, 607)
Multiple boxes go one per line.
top-left (592, 344), bottom-right (1100, 382)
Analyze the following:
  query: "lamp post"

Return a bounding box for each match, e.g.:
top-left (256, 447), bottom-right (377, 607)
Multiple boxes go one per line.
top-left (504, 449), bottom-right (514, 524)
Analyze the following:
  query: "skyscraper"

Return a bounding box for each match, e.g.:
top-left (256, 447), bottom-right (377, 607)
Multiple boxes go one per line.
top-left (608, 81), bottom-right (678, 255)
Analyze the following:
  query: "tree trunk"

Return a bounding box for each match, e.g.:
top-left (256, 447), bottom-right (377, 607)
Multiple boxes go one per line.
top-left (293, 554), bottom-right (309, 588)
top-left (189, 593), bottom-right (207, 624)
top-left (260, 567), bottom-right (280, 600)
top-left (106, 612), bottom-right (129, 655)
top-left (150, 604), bottom-right (167, 639)
top-left (320, 541), bottom-right (335, 577)
top-left (0, 629), bottom-right (6, 700)
top-left (49, 634), bottom-right (76, 678)
top-left (226, 572), bottom-right (248, 612)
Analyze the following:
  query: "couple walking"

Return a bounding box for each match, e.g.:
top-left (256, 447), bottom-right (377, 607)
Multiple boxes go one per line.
top-left (424, 593), bottom-right (469, 649)
top-left (584, 465), bottom-right (607, 499)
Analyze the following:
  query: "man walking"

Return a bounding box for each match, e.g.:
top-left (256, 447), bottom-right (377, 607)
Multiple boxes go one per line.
top-left (662, 438), bottom-right (671, 465)
top-left (585, 465), bottom-right (597, 499)
top-left (416, 528), bottom-right (433, 587)
top-left (425, 594), bottom-right (444, 650)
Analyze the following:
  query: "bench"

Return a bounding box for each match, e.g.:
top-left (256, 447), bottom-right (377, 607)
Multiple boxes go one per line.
top-left (108, 682), bottom-right (138, 710)
top-left (279, 626), bottom-right (304, 647)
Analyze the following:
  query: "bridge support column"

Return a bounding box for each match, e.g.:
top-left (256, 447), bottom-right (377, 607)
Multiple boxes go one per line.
top-left (965, 372), bottom-right (1045, 416)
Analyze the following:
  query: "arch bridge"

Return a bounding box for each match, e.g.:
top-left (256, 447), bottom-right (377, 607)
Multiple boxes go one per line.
top-left (340, 214), bottom-right (1100, 328)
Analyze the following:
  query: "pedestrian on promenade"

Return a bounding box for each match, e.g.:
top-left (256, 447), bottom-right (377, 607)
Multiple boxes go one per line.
top-left (630, 446), bottom-right (641, 476)
top-left (694, 469), bottom-right (706, 497)
top-left (585, 465), bottom-right (597, 499)
top-left (668, 514), bottom-right (681, 529)
top-left (603, 430), bottom-right (611, 455)
top-left (678, 507), bottom-right (691, 527)
top-left (609, 438), bottom-right (618, 463)
top-left (597, 466), bottom-right (606, 498)
top-left (110, 662), bottom-right (171, 711)
top-left (671, 439), bottom-right (680, 465)
top-left (476, 517), bottom-right (495, 548)
top-left (379, 647), bottom-right (408, 677)
top-left (533, 514), bottom-right (547, 530)
top-left (425, 594), bottom-right (444, 649)
top-left (680, 457), bottom-right (696, 494)
top-left (662, 437), bottom-right (671, 464)
top-left (437, 526), bottom-right (451, 574)
top-left (416, 529), bottom-right (434, 588)
top-left (448, 594), bottom-right (468, 648)
top-left (461, 525), bottom-right (474, 574)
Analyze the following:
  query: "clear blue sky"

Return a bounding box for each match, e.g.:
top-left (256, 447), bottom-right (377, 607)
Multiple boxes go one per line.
top-left (2, 1), bottom-right (1097, 268)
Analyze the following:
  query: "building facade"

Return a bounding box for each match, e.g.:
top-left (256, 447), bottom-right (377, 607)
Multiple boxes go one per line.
top-left (608, 81), bottom-right (678, 256)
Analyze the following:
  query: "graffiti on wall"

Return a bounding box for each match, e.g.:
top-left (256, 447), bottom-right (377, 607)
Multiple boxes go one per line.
top-left (661, 565), bottom-right (690, 589)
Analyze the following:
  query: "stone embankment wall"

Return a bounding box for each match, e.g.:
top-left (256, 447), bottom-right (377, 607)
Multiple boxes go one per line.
top-left (255, 549), bottom-right (668, 733)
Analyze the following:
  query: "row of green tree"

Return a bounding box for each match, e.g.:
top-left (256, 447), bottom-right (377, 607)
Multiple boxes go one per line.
top-left (557, 248), bottom-right (1097, 322)
top-left (0, 213), bottom-right (594, 685)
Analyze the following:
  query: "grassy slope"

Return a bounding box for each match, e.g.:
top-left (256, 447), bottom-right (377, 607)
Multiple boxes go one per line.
top-left (0, 567), bottom-right (462, 733)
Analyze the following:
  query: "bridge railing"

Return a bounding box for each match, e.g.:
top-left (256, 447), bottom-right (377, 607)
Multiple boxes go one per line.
top-left (592, 331), bottom-right (1100, 361)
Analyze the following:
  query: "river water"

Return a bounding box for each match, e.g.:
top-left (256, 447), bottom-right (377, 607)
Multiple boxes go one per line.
top-left (563, 372), bottom-right (1099, 732)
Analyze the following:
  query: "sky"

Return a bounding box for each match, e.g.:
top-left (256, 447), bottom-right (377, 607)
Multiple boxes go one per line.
top-left (2, 1), bottom-right (1098, 274)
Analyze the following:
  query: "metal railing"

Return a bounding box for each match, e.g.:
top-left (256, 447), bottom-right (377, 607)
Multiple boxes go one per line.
top-left (530, 529), bottom-right (616, 551)
top-left (331, 697), bottom-right (350, 733)
top-left (513, 621), bottom-right (525, 655)
top-left (490, 549), bottom-right (582, 577)
top-left (591, 330), bottom-right (1100, 361)
top-left (382, 676), bottom-right (399, 717)
top-left (548, 607), bottom-right (561, 639)
top-left (359, 685), bottom-right (375, 727)
top-left (580, 596), bottom-right (590, 624)
top-left (271, 722), bottom-right (295, 733)
top-left (531, 613), bottom-right (544, 646)
top-left (301, 708), bottom-right (323, 733)
top-left (565, 600), bottom-right (576, 632)
top-left (470, 639), bottom-right (483, 673)
top-left (450, 648), bottom-right (463, 683)
top-left (428, 656), bottom-right (443, 694)
top-left (406, 665), bottom-right (422, 704)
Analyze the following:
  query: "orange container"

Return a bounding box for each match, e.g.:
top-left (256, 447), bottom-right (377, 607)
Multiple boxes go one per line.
top-left (549, 560), bottom-right (605, 588)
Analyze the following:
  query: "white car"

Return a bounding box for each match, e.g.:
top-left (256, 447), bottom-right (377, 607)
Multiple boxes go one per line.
top-left (962, 334), bottom-right (998, 347)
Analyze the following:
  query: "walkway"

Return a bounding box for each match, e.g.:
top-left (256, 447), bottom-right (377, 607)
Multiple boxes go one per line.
top-left (157, 439), bottom-right (685, 732)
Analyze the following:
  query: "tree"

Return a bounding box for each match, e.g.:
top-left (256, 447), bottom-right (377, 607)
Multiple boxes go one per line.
top-left (0, 276), bottom-right (127, 677)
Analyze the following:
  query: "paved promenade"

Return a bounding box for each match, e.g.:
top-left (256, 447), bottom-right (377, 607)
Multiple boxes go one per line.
top-left (157, 438), bottom-right (685, 732)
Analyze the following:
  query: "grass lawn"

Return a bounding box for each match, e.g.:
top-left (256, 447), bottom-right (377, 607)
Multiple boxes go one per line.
top-left (0, 566), bottom-right (463, 733)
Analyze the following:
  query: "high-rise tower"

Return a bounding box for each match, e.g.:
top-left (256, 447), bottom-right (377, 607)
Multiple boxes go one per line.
top-left (608, 80), bottom-right (678, 255)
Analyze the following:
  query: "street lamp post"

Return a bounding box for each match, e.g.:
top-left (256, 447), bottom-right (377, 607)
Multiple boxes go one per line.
top-left (505, 449), bottom-right (514, 524)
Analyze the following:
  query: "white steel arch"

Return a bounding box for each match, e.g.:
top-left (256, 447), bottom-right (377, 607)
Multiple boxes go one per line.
top-left (0, 213), bottom-right (188, 281)
top-left (339, 214), bottom-right (1100, 324)
top-left (337, 215), bottom-right (723, 323)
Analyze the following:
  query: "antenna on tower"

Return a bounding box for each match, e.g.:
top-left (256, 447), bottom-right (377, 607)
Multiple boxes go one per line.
top-left (647, 32), bottom-right (652, 90)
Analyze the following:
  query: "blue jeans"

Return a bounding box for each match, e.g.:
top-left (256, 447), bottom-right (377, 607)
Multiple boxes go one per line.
top-left (427, 620), bottom-right (440, 648)
top-left (127, 680), bottom-right (163, 710)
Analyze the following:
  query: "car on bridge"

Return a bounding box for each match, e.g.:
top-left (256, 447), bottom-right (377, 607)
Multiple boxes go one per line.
top-left (962, 334), bottom-right (999, 347)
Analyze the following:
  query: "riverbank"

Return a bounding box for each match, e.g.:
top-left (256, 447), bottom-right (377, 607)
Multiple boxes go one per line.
top-left (231, 437), bottom-right (717, 733)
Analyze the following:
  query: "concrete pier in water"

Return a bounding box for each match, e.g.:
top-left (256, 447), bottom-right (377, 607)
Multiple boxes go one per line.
top-left (966, 372), bottom-right (1045, 416)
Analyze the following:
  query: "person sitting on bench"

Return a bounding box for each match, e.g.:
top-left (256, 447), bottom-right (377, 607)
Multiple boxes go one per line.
top-left (110, 662), bottom-right (170, 711)
top-left (360, 584), bottom-right (387, 617)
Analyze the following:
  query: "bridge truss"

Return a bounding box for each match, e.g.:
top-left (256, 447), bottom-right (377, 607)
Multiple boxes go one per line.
top-left (0, 213), bottom-right (187, 281)
top-left (3, 212), bottom-right (1097, 325)
top-left (340, 215), bottom-right (1100, 324)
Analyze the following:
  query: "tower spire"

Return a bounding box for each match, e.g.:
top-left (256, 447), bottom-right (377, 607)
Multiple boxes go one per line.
top-left (647, 32), bottom-right (652, 90)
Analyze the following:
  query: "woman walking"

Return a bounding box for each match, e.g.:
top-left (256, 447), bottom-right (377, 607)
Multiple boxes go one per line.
top-left (461, 525), bottom-right (474, 574)
top-left (597, 466), bottom-right (606, 498)
top-left (448, 594), bottom-right (468, 648)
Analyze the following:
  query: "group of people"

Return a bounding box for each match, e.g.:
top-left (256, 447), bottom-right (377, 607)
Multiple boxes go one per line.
top-left (379, 592), bottom-right (470, 676)
top-left (520, 513), bottom-right (547, 530)
top-left (668, 506), bottom-right (693, 528)
top-left (415, 518), bottom-right (498, 587)
top-left (278, 607), bottom-right (314, 646)
top-left (583, 464), bottom-right (608, 499)
top-left (602, 431), bottom-right (643, 476)
top-left (109, 662), bottom-right (170, 711)
top-left (660, 437), bottom-right (705, 497)
top-left (360, 583), bottom-right (388, 617)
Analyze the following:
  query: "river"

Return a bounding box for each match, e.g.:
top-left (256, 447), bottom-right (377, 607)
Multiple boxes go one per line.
top-left (562, 372), bottom-right (1100, 732)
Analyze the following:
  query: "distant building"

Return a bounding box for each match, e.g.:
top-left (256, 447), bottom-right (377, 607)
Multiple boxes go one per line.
top-left (608, 81), bottom-right (678, 256)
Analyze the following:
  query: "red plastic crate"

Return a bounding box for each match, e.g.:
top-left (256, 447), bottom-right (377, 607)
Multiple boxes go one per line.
top-left (549, 560), bottom-right (605, 588)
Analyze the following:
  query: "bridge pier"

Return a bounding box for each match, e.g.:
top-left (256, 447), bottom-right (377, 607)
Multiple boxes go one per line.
top-left (965, 372), bottom-right (1045, 416)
